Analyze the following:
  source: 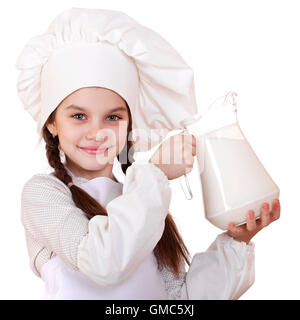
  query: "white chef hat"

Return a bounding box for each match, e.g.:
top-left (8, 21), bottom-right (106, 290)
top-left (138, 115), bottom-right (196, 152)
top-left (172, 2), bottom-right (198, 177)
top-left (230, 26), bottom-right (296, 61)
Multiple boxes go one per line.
top-left (16, 7), bottom-right (198, 152)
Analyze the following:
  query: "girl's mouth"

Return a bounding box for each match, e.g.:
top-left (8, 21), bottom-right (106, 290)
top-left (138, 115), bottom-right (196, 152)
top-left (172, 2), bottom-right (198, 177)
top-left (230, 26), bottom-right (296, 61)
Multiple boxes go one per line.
top-left (79, 147), bottom-right (108, 155)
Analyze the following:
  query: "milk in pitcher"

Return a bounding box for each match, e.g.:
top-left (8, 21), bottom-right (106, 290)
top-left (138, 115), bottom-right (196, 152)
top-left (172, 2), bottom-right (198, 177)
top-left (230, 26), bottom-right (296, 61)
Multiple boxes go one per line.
top-left (199, 123), bottom-right (280, 230)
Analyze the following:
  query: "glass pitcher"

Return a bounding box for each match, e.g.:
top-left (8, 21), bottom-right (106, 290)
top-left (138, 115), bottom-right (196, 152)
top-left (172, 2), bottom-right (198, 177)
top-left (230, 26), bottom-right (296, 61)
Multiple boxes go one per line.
top-left (179, 92), bottom-right (280, 230)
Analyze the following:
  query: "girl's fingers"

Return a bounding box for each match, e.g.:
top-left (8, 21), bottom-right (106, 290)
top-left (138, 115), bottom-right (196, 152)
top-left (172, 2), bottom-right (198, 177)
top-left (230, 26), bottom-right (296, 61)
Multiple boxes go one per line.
top-left (184, 134), bottom-right (197, 157)
top-left (191, 135), bottom-right (197, 147)
top-left (271, 198), bottom-right (281, 221)
top-left (260, 202), bottom-right (271, 228)
top-left (228, 198), bottom-right (281, 236)
top-left (228, 222), bottom-right (244, 235)
top-left (192, 144), bottom-right (197, 157)
top-left (246, 210), bottom-right (257, 231)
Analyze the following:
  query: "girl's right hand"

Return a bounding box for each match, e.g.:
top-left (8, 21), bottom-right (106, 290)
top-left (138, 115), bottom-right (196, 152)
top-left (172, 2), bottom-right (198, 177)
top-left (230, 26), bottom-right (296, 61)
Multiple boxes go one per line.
top-left (149, 133), bottom-right (197, 180)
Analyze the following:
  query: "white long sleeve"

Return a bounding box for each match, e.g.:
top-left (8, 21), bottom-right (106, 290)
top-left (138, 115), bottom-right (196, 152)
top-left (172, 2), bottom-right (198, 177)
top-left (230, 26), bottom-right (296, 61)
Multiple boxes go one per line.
top-left (21, 162), bottom-right (171, 287)
top-left (160, 233), bottom-right (255, 300)
top-left (185, 233), bottom-right (255, 299)
top-left (76, 162), bottom-right (171, 286)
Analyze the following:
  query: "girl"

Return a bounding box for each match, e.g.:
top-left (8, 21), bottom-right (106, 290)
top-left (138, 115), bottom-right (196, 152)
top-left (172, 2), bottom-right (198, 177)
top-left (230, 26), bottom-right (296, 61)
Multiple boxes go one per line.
top-left (17, 8), bottom-right (280, 300)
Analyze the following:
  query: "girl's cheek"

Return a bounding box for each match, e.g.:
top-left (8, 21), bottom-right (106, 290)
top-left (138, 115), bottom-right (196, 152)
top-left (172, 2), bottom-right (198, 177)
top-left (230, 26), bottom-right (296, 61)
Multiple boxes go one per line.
top-left (118, 127), bottom-right (128, 147)
top-left (63, 128), bottom-right (85, 143)
top-left (118, 120), bottom-right (129, 138)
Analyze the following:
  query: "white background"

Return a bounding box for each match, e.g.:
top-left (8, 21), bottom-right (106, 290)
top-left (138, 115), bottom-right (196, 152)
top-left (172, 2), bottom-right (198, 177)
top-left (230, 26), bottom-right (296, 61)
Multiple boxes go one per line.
top-left (1, 0), bottom-right (299, 299)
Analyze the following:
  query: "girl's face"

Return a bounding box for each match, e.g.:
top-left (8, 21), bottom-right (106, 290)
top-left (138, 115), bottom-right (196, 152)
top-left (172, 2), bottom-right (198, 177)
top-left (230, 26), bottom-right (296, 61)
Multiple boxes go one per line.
top-left (47, 87), bottom-right (130, 180)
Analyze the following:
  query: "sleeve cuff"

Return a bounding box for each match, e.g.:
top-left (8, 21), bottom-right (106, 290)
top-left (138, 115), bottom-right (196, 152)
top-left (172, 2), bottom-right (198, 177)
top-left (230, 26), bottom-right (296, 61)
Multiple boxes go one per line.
top-left (131, 159), bottom-right (170, 186)
top-left (216, 232), bottom-right (255, 251)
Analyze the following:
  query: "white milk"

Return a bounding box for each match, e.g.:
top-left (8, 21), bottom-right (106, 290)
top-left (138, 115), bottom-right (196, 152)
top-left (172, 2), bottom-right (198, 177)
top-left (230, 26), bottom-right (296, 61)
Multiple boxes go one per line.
top-left (199, 136), bottom-right (280, 230)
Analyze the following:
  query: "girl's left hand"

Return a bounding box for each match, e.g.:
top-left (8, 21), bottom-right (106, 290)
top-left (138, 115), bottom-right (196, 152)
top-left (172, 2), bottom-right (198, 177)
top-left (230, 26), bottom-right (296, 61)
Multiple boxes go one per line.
top-left (226, 198), bottom-right (281, 244)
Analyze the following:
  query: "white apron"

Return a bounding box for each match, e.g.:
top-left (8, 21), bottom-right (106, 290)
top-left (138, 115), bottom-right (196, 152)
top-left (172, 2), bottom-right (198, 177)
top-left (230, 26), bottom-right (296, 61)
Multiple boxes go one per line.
top-left (40, 174), bottom-right (168, 300)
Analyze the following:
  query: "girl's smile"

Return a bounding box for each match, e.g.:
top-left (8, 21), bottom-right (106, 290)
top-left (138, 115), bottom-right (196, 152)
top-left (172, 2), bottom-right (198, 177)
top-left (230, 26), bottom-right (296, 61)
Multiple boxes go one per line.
top-left (79, 146), bottom-right (109, 155)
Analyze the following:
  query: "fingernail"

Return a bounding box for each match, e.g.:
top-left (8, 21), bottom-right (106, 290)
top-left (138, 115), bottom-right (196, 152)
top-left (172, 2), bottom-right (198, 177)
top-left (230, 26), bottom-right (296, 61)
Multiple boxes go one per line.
top-left (263, 203), bottom-right (269, 210)
top-left (274, 198), bottom-right (280, 208)
top-left (249, 210), bottom-right (255, 219)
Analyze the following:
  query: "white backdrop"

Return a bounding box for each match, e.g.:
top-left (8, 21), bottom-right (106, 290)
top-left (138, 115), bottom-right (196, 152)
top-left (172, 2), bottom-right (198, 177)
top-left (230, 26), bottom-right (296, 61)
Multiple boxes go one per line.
top-left (1, 0), bottom-right (299, 299)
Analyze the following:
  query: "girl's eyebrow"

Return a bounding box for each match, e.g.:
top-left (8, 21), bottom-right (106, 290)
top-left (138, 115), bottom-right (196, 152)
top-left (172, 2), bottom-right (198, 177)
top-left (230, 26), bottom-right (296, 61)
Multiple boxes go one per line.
top-left (65, 104), bottom-right (127, 113)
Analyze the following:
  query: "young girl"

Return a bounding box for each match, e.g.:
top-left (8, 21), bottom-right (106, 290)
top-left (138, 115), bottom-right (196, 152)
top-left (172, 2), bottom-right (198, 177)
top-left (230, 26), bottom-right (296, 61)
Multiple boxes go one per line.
top-left (16, 8), bottom-right (280, 300)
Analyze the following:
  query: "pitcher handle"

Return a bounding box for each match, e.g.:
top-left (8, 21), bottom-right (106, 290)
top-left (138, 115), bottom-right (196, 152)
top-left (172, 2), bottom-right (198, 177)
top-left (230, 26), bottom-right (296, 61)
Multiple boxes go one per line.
top-left (179, 173), bottom-right (193, 200)
top-left (179, 128), bottom-right (194, 200)
top-left (179, 128), bottom-right (206, 200)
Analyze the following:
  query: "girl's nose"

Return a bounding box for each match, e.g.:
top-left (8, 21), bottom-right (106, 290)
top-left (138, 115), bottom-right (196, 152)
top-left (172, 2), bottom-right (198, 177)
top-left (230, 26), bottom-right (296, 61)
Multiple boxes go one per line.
top-left (85, 121), bottom-right (104, 140)
top-left (86, 122), bottom-right (111, 145)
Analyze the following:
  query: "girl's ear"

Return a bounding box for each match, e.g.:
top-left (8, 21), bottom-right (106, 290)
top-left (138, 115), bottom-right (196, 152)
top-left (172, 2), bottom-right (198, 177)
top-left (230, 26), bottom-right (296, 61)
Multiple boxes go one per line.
top-left (46, 122), bottom-right (58, 138)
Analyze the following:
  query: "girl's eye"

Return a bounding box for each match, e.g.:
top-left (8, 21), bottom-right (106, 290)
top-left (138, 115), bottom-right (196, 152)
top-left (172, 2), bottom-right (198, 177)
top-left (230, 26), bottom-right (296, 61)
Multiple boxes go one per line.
top-left (71, 114), bottom-right (121, 121)
top-left (72, 113), bottom-right (86, 120)
top-left (106, 114), bottom-right (121, 121)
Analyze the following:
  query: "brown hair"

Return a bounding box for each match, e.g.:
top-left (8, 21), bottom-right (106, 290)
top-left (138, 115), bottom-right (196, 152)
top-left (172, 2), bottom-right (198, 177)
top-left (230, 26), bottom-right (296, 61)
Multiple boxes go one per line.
top-left (42, 102), bottom-right (191, 278)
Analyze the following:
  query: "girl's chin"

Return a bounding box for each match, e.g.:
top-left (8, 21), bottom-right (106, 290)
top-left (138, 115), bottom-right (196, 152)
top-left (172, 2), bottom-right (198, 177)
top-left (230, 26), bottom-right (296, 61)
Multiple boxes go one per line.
top-left (78, 149), bottom-right (116, 164)
top-left (77, 160), bottom-right (113, 171)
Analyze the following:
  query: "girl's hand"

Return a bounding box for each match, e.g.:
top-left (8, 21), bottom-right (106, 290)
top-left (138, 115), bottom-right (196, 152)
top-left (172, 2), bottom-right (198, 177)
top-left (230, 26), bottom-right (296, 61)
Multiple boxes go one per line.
top-left (226, 198), bottom-right (281, 244)
top-left (149, 133), bottom-right (197, 180)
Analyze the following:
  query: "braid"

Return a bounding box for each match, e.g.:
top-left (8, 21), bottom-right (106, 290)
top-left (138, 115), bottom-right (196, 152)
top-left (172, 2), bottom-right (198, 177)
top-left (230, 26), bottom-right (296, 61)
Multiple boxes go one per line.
top-left (44, 128), bottom-right (72, 186)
